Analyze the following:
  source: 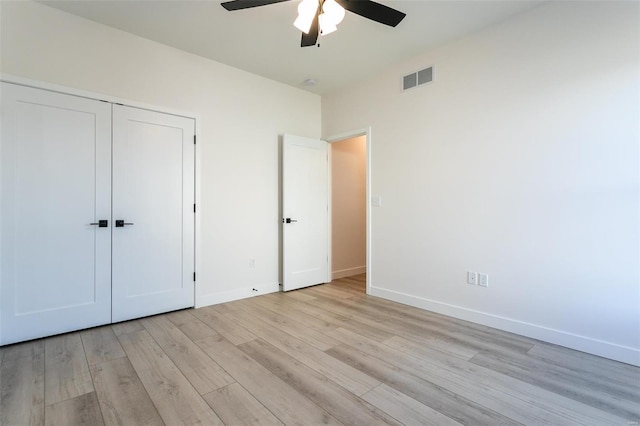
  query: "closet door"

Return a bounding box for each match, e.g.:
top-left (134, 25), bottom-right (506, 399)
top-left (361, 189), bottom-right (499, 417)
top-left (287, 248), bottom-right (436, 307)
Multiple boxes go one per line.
top-left (0, 83), bottom-right (112, 345)
top-left (111, 105), bottom-right (195, 322)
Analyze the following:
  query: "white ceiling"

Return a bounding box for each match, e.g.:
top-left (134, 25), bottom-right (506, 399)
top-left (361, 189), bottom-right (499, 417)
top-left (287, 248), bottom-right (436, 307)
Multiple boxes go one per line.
top-left (40, 0), bottom-right (543, 94)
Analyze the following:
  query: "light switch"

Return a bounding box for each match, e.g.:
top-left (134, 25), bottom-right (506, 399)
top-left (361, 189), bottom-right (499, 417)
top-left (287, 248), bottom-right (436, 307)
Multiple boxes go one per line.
top-left (371, 195), bottom-right (382, 207)
top-left (478, 273), bottom-right (489, 287)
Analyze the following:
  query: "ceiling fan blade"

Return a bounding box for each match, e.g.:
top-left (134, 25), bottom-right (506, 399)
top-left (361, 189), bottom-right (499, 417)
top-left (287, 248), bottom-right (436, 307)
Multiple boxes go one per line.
top-left (300, 7), bottom-right (320, 47)
top-left (335, 0), bottom-right (406, 27)
top-left (221, 0), bottom-right (292, 11)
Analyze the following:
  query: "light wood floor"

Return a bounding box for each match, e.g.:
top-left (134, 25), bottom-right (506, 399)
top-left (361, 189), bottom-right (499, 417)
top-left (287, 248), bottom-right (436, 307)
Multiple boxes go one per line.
top-left (2, 274), bottom-right (639, 425)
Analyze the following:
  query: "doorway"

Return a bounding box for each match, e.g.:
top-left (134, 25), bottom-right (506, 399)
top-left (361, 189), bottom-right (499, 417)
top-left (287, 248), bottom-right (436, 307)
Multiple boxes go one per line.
top-left (328, 129), bottom-right (371, 294)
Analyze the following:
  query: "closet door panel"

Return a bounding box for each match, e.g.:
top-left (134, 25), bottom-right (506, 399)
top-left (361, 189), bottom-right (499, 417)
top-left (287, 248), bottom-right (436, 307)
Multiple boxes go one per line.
top-left (112, 105), bottom-right (195, 322)
top-left (0, 83), bottom-right (112, 345)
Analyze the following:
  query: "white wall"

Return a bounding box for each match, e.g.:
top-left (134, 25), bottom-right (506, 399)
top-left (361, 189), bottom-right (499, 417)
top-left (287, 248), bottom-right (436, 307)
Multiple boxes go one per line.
top-left (0, 1), bottom-right (321, 305)
top-left (331, 136), bottom-right (366, 279)
top-left (322, 1), bottom-right (640, 365)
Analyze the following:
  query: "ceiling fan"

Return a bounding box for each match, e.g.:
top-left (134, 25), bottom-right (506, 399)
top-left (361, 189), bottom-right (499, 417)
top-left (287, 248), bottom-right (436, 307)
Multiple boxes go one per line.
top-left (221, 0), bottom-right (406, 47)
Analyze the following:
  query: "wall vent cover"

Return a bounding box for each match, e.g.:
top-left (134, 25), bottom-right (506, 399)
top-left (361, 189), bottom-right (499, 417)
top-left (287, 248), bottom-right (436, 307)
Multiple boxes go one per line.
top-left (403, 66), bottom-right (434, 91)
top-left (403, 73), bottom-right (417, 90)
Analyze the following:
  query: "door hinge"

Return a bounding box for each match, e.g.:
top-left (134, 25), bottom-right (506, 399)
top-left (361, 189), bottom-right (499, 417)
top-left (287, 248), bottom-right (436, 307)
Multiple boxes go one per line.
top-left (193, 272), bottom-right (196, 282)
top-left (193, 203), bottom-right (196, 213)
top-left (194, 135), bottom-right (196, 144)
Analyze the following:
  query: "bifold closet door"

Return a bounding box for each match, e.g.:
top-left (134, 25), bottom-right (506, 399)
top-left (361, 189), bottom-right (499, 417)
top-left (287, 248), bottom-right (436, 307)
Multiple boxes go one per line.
top-left (0, 83), bottom-right (112, 345)
top-left (111, 105), bottom-right (195, 323)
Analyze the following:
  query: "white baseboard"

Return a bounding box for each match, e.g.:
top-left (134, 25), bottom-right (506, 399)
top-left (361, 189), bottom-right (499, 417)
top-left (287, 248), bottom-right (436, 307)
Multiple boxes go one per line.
top-left (196, 282), bottom-right (280, 308)
top-left (332, 266), bottom-right (366, 280)
top-left (370, 286), bottom-right (640, 367)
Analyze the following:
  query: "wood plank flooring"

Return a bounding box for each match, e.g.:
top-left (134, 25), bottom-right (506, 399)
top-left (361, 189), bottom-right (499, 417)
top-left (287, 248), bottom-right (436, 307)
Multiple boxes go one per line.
top-left (1, 274), bottom-right (639, 425)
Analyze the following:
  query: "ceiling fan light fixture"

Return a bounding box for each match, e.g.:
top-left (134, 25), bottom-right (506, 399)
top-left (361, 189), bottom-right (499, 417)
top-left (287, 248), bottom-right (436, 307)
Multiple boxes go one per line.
top-left (293, 0), bottom-right (318, 34)
top-left (318, 15), bottom-right (337, 35)
top-left (319, 0), bottom-right (344, 36)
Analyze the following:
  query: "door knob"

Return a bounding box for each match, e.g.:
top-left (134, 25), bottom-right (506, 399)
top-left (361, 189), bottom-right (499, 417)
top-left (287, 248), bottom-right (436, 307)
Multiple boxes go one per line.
top-left (283, 218), bottom-right (298, 224)
top-left (115, 220), bottom-right (134, 228)
top-left (89, 220), bottom-right (108, 227)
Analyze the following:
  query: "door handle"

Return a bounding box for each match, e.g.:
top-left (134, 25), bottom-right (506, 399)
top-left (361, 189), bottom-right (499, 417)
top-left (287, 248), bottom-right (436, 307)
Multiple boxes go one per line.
top-left (283, 218), bottom-right (298, 224)
top-left (89, 220), bottom-right (109, 227)
top-left (115, 220), bottom-right (134, 228)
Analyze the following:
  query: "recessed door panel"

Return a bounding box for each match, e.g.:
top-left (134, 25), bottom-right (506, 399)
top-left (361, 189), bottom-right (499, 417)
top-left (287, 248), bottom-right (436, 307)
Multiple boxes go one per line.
top-left (112, 105), bottom-right (195, 322)
top-left (0, 83), bottom-right (112, 344)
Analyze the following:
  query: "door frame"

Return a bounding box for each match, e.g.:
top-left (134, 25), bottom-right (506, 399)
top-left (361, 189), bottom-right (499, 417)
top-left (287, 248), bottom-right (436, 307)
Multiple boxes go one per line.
top-left (325, 128), bottom-right (372, 294)
top-left (0, 74), bottom-right (202, 308)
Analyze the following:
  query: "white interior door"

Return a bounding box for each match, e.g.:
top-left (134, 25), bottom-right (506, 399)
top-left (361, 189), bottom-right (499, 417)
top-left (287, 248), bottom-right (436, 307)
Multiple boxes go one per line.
top-left (0, 83), bottom-right (112, 345)
top-left (282, 134), bottom-right (329, 291)
top-left (111, 105), bottom-right (195, 322)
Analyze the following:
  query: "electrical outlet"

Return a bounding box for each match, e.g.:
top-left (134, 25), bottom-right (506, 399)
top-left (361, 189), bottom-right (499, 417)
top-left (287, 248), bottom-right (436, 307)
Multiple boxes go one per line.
top-left (467, 271), bottom-right (477, 285)
top-left (478, 273), bottom-right (489, 287)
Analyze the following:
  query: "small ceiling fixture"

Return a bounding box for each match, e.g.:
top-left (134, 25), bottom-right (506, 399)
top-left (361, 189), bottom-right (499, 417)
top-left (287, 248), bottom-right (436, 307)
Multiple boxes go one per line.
top-left (221, 0), bottom-right (406, 48)
top-left (294, 0), bottom-right (344, 36)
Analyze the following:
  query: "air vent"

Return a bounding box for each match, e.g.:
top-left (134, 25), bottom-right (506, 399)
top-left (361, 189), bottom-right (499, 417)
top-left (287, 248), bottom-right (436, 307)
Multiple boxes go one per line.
top-left (403, 66), bottom-right (434, 91)
top-left (403, 73), bottom-right (417, 90)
